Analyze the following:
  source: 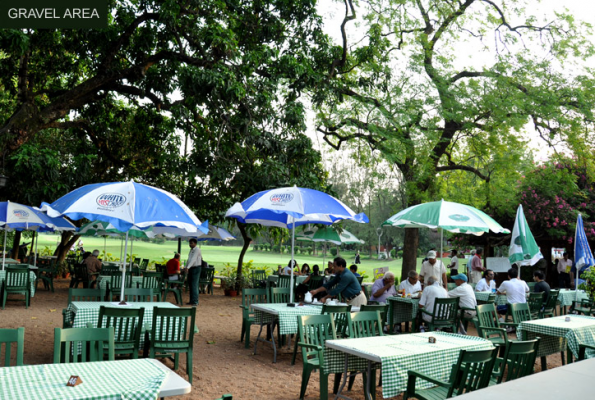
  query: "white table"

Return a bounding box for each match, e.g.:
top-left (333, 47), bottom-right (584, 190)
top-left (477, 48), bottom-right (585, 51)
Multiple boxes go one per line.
top-left (456, 357), bottom-right (595, 399)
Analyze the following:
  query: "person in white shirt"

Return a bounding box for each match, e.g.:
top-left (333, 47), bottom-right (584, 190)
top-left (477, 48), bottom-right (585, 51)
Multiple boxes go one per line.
top-left (370, 272), bottom-right (397, 303)
top-left (398, 270), bottom-right (422, 295)
top-left (282, 260), bottom-right (296, 275)
top-left (448, 273), bottom-right (477, 334)
top-left (496, 268), bottom-right (529, 315)
top-left (185, 238), bottom-right (202, 306)
top-left (557, 252), bottom-right (572, 289)
top-left (420, 251), bottom-right (448, 289)
top-left (466, 249), bottom-right (476, 276)
top-left (419, 276), bottom-right (448, 323)
top-left (448, 249), bottom-right (459, 277)
top-left (475, 269), bottom-right (496, 292)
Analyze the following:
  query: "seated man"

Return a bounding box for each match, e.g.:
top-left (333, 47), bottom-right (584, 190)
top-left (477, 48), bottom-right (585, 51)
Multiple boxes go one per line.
top-left (475, 269), bottom-right (496, 292)
top-left (370, 271), bottom-right (397, 304)
top-left (419, 275), bottom-right (448, 324)
top-left (349, 264), bottom-right (361, 277)
top-left (166, 253), bottom-right (181, 280)
top-left (496, 267), bottom-right (529, 315)
top-left (533, 270), bottom-right (550, 305)
top-left (310, 257), bottom-right (367, 306)
top-left (82, 249), bottom-right (102, 287)
top-left (398, 270), bottom-right (422, 295)
top-left (448, 273), bottom-right (477, 334)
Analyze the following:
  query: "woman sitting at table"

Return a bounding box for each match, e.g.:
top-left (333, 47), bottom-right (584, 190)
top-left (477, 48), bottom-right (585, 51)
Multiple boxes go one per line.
top-left (300, 263), bottom-right (311, 275)
top-left (296, 264), bottom-right (319, 300)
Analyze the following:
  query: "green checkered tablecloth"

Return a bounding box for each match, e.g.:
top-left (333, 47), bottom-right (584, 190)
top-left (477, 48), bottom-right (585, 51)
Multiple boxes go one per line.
top-left (0, 270), bottom-right (37, 297)
top-left (66, 302), bottom-right (178, 348)
top-left (474, 291), bottom-right (510, 306)
top-left (0, 358), bottom-right (166, 400)
top-left (325, 332), bottom-right (493, 399)
top-left (387, 297), bottom-right (419, 325)
top-left (97, 276), bottom-right (143, 291)
top-left (252, 303), bottom-right (323, 335)
top-left (267, 275), bottom-right (308, 285)
top-left (517, 315), bottom-right (595, 358)
top-left (557, 289), bottom-right (589, 307)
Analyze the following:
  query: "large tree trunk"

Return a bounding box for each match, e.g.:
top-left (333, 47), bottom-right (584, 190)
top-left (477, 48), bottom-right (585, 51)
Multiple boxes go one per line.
top-left (55, 232), bottom-right (80, 262)
top-left (401, 228), bottom-right (419, 282)
top-left (237, 223), bottom-right (251, 290)
top-left (10, 231), bottom-right (22, 260)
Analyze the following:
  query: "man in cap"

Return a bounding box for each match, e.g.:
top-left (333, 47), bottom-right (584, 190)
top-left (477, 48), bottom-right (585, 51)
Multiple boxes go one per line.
top-left (419, 250), bottom-right (447, 290)
top-left (448, 273), bottom-right (477, 334)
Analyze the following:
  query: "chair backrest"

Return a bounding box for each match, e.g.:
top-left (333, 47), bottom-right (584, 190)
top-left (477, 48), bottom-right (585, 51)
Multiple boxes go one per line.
top-left (68, 288), bottom-right (103, 304)
top-left (102, 266), bottom-right (119, 276)
top-left (97, 306), bottom-right (144, 350)
top-left (528, 292), bottom-right (545, 313)
top-left (430, 297), bottom-right (459, 323)
top-left (509, 302), bottom-right (532, 324)
top-left (124, 288), bottom-right (155, 302)
top-left (142, 271), bottom-right (163, 290)
top-left (270, 287), bottom-right (291, 303)
top-left (356, 276), bottom-right (364, 284)
top-left (308, 276), bottom-right (325, 291)
top-left (151, 306), bottom-right (196, 350)
top-left (544, 289), bottom-right (560, 310)
top-left (133, 257), bottom-right (141, 265)
top-left (322, 305), bottom-right (352, 338)
top-left (278, 275), bottom-right (292, 288)
top-left (0, 327), bottom-right (24, 366)
top-left (140, 259), bottom-right (149, 269)
top-left (475, 303), bottom-right (502, 338)
top-left (155, 263), bottom-right (165, 273)
top-left (298, 314), bottom-right (337, 362)
top-left (200, 267), bottom-right (215, 283)
top-left (242, 288), bottom-right (268, 309)
top-left (110, 273), bottom-right (132, 290)
top-left (347, 311), bottom-right (384, 338)
top-left (53, 327), bottom-right (115, 363)
top-left (497, 338), bottom-right (540, 383)
top-left (360, 304), bottom-right (388, 328)
top-left (5, 269), bottom-right (29, 288)
top-left (527, 282), bottom-right (537, 291)
top-left (74, 264), bottom-right (90, 280)
top-left (251, 270), bottom-right (267, 287)
top-left (446, 347), bottom-right (499, 397)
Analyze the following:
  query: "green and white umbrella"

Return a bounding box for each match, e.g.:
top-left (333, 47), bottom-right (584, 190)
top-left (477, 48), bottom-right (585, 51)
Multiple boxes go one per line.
top-left (509, 204), bottom-right (543, 273)
top-left (296, 226), bottom-right (364, 265)
top-left (382, 199), bottom-right (510, 269)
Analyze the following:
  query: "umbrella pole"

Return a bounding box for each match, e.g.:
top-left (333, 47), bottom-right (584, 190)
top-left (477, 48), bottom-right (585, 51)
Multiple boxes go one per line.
top-left (575, 215), bottom-right (579, 304)
top-left (119, 231), bottom-right (129, 305)
top-left (120, 237), bottom-right (123, 263)
top-left (440, 228), bottom-right (443, 281)
top-left (34, 231), bottom-right (38, 267)
top-left (2, 229), bottom-right (6, 271)
top-left (129, 239), bottom-right (134, 271)
top-left (290, 218), bottom-right (295, 303)
top-left (104, 236), bottom-right (106, 260)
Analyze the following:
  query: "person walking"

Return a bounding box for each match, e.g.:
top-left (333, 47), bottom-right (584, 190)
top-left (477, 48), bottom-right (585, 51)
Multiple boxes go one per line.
top-left (185, 238), bottom-right (202, 306)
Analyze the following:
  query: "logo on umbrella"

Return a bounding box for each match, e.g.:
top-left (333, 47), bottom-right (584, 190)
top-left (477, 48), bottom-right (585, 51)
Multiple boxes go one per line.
top-left (12, 209), bottom-right (30, 218)
top-left (340, 233), bottom-right (350, 238)
top-left (96, 194), bottom-right (126, 209)
top-left (448, 214), bottom-right (470, 222)
top-left (270, 193), bottom-right (294, 205)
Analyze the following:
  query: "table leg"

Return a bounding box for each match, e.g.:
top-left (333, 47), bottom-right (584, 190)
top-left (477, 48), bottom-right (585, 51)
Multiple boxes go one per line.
top-left (333, 356), bottom-right (352, 400)
top-left (365, 361), bottom-right (373, 400)
top-left (254, 319), bottom-right (279, 363)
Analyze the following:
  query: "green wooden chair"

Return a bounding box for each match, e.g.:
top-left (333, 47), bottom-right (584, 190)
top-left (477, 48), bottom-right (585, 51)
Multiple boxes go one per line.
top-left (336, 311), bottom-right (383, 396)
top-left (96, 305), bottom-right (144, 359)
top-left (420, 297), bottom-right (459, 332)
top-left (360, 304), bottom-right (388, 330)
top-left (307, 276), bottom-right (325, 292)
top-left (102, 266), bottom-right (120, 276)
top-left (35, 260), bottom-right (56, 292)
top-left (578, 343), bottom-right (595, 360)
top-left (63, 288), bottom-right (104, 328)
top-left (278, 275), bottom-right (292, 288)
top-left (133, 257), bottom-right (141, 265)
top-left (404, 347), bottom-right (498, 400)
top-left (540, 289), bottom-right (560, 318)
top-left (0, 327), bottom-right (25, 366)
top-left (70, 264), bottom-right (96, 289)
top-left (164, 272), bottom-right (187, 305)
top-left (147, 306), bottom-right (197, 384)
top-left (297, 314), bottom-right (337, 400)
top-left (322, 304), bottom-right (352, 338)
top-left (108, 273), bottom-right (132, 300)
top-left (490, 338), bottom-right (540, 385)
top-left (141, 271), bottom-right (163, 301)
top-left (214, 395), bottom-right (232, 400)
top-left (53, 326), bottom-right (115, 363)
top-left (199, 267), bottom-right (215, 294)
top-left (240, 288), bottom-right (268, 349)
top-left (140, 259), bottom-right (149, 269)
top-left (500, 303), bottom-right (532, 331)
top-left (123, 288), bottom-right (154, 302)
top-left (475, 303), bottom-right (509, 347)
top-left (251, 269), bottom-right (267, 288)
top-left (572, 298), bottom-right (595, 316)
top-left (527, 292), bottom-right (545, 319)
top-left (2, 269), bottom-right (30, 309)
top-left (270, 287), bottom-right (291, 303)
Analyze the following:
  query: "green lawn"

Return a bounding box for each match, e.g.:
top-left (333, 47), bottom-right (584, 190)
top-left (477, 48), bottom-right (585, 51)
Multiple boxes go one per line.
top-left (34, 233), bottom-right (421, 281)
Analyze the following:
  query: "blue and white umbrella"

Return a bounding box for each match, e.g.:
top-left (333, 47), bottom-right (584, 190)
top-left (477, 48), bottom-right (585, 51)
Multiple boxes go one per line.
top-left (574, 214), bottom-right (595, 299)
top-left (0, 201), bottom-right (75, 269)
top-left (225, 186), bottom-right (369, 301)
top-left (42, 180), bottom-right (206, 303)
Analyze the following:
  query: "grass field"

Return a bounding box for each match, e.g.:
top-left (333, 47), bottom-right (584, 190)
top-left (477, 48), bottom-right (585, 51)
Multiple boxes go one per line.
top-left (33, 233), bottom-right (421, 281)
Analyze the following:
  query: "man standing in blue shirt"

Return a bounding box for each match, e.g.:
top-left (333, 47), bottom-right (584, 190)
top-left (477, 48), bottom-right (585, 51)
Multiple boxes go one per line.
top-left (310, 257), bottom-right (367, 306)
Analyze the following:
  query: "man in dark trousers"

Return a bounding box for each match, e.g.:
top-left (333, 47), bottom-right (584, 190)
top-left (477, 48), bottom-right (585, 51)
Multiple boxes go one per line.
top-left (185, 238), bottom-right (202, 306)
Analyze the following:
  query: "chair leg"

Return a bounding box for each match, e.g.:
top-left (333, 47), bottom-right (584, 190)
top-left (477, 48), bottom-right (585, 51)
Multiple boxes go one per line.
top-left (299, 367), bottom-right (312, 400)
top-left (291, 336), bottom-right (299, 365)
top-left (174, 353), bottom-right (179, 371)
top-left (320, 370), bottom-right (329, 400)
top-left (187, 351), bottom-right (193, 384)
top-left (348, 373), bottom-right (356, 390)
top-left (244, 322), bottom-right (251, 349)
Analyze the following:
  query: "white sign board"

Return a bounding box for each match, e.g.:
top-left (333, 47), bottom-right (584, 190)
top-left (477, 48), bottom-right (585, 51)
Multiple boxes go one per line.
top-left (486, 257), bottom-right (511, 273)
top-left (373, 267), bottom-right (389, 280)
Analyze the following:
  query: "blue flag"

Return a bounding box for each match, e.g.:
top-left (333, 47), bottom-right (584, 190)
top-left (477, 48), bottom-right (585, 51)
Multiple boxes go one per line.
top-left (574, 214), bottom-right (595, 282)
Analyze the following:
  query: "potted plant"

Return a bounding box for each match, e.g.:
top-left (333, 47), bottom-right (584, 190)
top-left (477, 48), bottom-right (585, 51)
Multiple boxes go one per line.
top-left (222, 276), bottom-right (238, 297)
